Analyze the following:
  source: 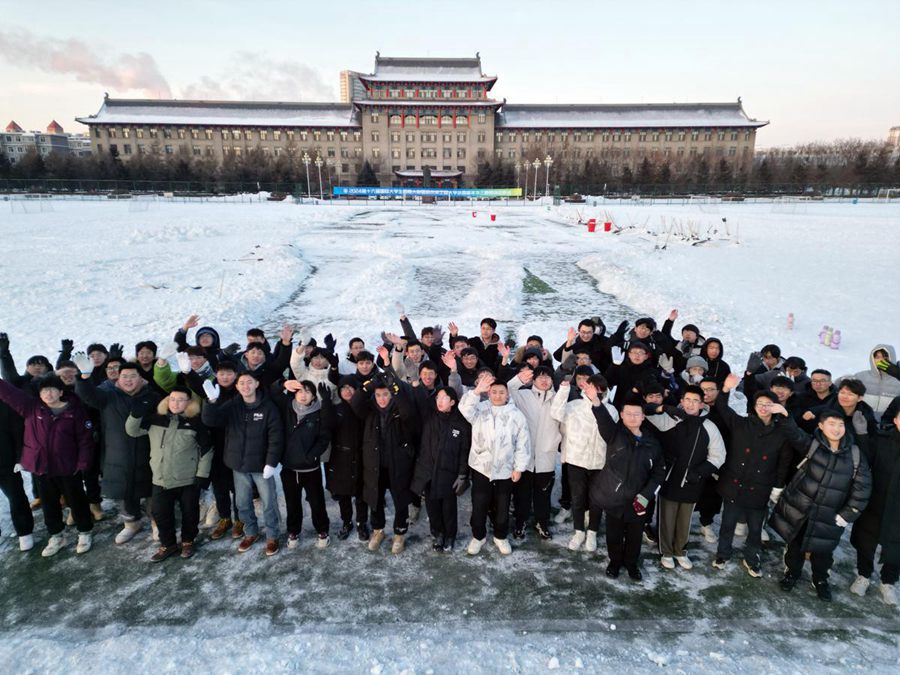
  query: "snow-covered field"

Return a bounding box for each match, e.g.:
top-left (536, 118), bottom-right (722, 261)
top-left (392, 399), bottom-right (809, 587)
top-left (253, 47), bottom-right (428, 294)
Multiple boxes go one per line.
top-left (1, 197), bottom-right (899, 672)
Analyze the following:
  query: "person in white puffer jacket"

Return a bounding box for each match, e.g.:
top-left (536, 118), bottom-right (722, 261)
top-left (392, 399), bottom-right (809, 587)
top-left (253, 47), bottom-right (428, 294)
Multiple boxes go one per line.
top-left (290, 339), bottom-right (338, 404)
top-left (459, 372), bottom-right (532, 556)
top-left (551, 371), bottom-right (619, 553)
top-left (507, 365), bottom-right (563, 540)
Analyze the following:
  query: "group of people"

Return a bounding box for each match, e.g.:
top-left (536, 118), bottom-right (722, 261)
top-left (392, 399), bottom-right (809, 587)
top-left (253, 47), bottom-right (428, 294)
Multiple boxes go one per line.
top-left (1, 310), bottom-right (898, 606)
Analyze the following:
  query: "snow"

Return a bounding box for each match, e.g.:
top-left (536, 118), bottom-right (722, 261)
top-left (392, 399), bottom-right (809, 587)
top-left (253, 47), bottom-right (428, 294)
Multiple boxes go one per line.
top-left (1, 197), bottom-right (899, 671)
top-left (498, 103), bottom-right (766, 128)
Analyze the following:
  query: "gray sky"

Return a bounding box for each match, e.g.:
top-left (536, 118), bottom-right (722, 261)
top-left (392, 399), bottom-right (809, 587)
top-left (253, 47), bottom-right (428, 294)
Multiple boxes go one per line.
top-left (1, 0), bottom-right (897, 147)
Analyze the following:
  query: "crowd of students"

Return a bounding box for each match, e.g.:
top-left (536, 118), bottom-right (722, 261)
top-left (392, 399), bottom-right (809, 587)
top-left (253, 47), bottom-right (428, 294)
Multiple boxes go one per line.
top-left (0, 311), bottom-right (898, 605)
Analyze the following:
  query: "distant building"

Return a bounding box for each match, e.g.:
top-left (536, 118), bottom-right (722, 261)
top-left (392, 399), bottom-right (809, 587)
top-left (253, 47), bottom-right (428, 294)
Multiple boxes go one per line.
top-left (1, 119), bottom-right (93, 164)
top-left (76, 53), bottom-right (768, 187)
top-left (889, 126), bottom-right (900, 159)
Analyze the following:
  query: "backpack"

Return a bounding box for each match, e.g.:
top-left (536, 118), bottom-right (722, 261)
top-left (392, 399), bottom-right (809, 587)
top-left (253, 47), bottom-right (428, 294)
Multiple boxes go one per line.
top-left (796, 438), bottom-right (860, 479)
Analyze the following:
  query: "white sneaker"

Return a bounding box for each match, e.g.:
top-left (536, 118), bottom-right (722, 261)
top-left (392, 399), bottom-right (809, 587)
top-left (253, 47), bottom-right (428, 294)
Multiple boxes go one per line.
top-left (316, 533), bottom-right (330, 550)
top-left (734, 522), bottom-right (748, 537)
top-left (204, 503), bottom-right (219, 528)
top-left (700, 525), bottom-right (717, 544)
top-left (493, 537), bottom-right (512, 555)
top-left (760, 528), bottom-right (770, 543)
top-left (660, 555), bottom-right (676, 569)
top-left (849, 575), bottom-right (870, 597)
top-left (42, 534), bottom-right (65, 557)
top-left (408, 505), bottom-right (421, 525)
top-left (554, 508), bottom-right (571, 525)
top-left (466, 537), bottom-right (486, 555)
top-left (568, 530), bottom-right (586, 551)
top-left (879, 583), bottom-right (897, 606)
top-left (675, 555), bottom-right (693, 570)
top-left (18, 534), bottom-right (34, 552)
top-left (115, 520), bottom-right (143, 545)
top-left (76, 533), bottom-right (92, 554)
top-left (287, 534), bottom-right (300, 549)
top-left (584, 530), bottom-right (598, 552)
top-left (151, 520), bottom-right (160, 542)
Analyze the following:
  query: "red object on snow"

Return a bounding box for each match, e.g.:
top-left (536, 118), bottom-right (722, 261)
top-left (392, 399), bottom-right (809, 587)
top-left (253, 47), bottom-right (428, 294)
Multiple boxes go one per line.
top-left (587, 220), bottom-right (597, 233)
top-left (490, 214), bottom-right (496, 222)
top-left (603, 221), bottom-right (612, 232)
top-left (472, 211), bottom-right (477, 218)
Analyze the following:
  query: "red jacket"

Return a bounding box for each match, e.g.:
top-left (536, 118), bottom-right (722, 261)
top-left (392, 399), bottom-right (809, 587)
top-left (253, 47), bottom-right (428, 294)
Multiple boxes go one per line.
top-left (0, 379), bottom-right (94, 477)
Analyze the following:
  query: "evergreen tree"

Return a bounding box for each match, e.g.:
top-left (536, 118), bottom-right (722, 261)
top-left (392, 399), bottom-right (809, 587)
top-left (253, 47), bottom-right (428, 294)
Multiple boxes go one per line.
top-left (356, 160), bottom-right (378, 186)
top-left (636, 157), bottom-right (654, 189)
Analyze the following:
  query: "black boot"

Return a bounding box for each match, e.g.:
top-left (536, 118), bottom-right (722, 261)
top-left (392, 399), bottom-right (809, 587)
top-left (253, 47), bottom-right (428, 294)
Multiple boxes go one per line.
top-left (357, 523), bottom-right (370, 542)
top-left (338, 522), bottom-right (353, 540)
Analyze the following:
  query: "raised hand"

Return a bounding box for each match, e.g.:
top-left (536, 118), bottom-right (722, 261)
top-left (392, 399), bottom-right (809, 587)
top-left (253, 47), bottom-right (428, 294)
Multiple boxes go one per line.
top-left (376, 345), bottom-right (390, 364)
top-left (202, 380), bottom-right (220, 402)
top-left (441, 350), bottom-right (458, 371)
top-left (767, 402), bottom-right (789, 417)
top-left (284, 379), bottom-right (303, 393)
top-left (323, 333), bottom-right (337, 353)
top-left (723, 372), bottom-right (740, 392)
top-left (183, 314), bottom-right (200, 331)
top-left (383, 332), bottom-right (403, 346)
top-left (432, 324), bottom-right (444, 344)
top-left (109, 342), bottom-right (124, 358)
top-left (582, 380), bottom-right (600, 404)
top-left (745, 351), bottom-right (763, 374)
top-left (852, 410), bottom-right (868, 436)
top-left (474, 371), bottom-right (495, 394)
top-left (497, 342), bottom-right (511, 360)
top-left (658, 354), bottom-right (674, 374)
top-left (517, 367), bottom-right (534, 385)
top-left (668, 309), bottom-right (679, 322)
top-left (279, 324), bottom-right (294, 345)
top-left (0, 332), bottom-right (9, 351)
top-left (566, 326), bottom-right (577, 347)
top-left (448, 321), bottom-right (459, 336)
top-left (611, 346), bottom-right (625, 365)
top-left (175, 352), bottom-right (192, 374)
top-left (157, 340), bottom-right (179, 361)
top-left (317, 382), bottom-right (331, 401)
top-left (72, 351), bottom-right (92, 374)
top-left (60, 338), bottom-right (74, 353)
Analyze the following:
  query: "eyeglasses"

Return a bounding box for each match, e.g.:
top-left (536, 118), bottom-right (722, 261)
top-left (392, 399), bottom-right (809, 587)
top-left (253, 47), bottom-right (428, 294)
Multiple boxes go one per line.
top-left (811, 379), bottom-right (831, 385)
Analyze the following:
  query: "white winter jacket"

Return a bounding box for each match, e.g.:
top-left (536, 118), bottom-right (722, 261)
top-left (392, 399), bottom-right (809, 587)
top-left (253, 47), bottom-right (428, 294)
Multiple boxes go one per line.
top-left (459, 391), bottom-right (532, 480)
top-left (507, 376), bottom-right (562, 473)
top-left (289, 349), bottom-right (338, 403)
top-left (550, 386), bottom-right (618, 470)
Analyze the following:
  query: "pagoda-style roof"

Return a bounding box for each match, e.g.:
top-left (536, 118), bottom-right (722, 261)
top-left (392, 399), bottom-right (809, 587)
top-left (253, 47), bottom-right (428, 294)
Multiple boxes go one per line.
top-left (5, 120), bottom-right (24, 133)
top-left (76, 98), bottom-right (361, 128)
top-left (359, 54), bottom-right (497, 89)
top-left (47, 120), bottom-right (65, 134)
top-left (496, 101), bottom-right (768, 129)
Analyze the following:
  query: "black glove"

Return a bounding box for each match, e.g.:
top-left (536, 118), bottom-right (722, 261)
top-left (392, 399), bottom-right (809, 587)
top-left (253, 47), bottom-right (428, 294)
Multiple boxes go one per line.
top-left (452, 475), bottom-right (470, 496)
top-left (317, 382), bottom-right (330, 401)
top-left (60, 338), bottom-right (74, 354)
top-left (613, 320), bottom-right (629, 339)
top-left (642, 403), bottom-right (662, 416)
top-left (0, 332), bottom-right (9, 352)
top-left (109, 342), bottom-right (124, 358)
top-left (130, 399), bottom-right (151, 418)
top-left (323, 333), bottom-right (337, 354)
top-left (745, 351), bottom-right (763, 374)
top-left (195, 475), bottom-right (211, 490)
top-left (222, 342), bottom-right (240, 356)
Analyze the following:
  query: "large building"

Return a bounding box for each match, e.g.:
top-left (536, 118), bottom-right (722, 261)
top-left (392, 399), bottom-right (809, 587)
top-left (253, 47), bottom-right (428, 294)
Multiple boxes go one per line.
top-left (75, 54), bottom-right (768, 187)
top-left (2, 120), bottom-right (93, 164)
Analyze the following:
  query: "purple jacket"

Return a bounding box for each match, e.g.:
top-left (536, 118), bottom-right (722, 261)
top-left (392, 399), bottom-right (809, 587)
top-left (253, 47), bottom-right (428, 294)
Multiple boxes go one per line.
top-left (0, 379), bottom-right (94, 477)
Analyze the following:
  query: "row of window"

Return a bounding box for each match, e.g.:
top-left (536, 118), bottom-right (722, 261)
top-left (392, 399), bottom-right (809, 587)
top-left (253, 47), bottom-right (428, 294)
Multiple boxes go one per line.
top-left (369, 87), bottom-right (489, 100)
top-left (497, 130), bottom-right (753, 144)
top-left (498, 146), bottom-right (746, 160)
top-left (381, 113), bottom-right (480, 127)
top-left (390, 165), bottom-right (468, 172)
top-left (373, 132), bottom-right (481, 144)
top-left (97, 127), bottom-right (363, 143)
top-left (388, 148), bottom-right (467, 159)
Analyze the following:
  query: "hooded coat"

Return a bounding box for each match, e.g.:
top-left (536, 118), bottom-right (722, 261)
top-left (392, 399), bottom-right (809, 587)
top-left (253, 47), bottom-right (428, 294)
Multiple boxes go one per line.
top-left (458, 391), bottom-right (531, 481)
top-left (850, 426), bottom-right (900, 565)
top-left (841, 344), bottom-right (900, 421)
top-left (507, 376), bottom-right (562, 473)
top-left (769, 430), bottom-right (872, 553)
top-left (699, 338), bottom-right (732, 388)
top-left (410, 405), bottom-right (471, 499)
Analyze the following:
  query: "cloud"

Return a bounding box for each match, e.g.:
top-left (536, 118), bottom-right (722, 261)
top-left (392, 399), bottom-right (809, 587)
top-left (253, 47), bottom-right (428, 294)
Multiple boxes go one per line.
top-left (181, 52), bottom-right (334, 101)
top-left (0, 27), bottom-right (172, 97)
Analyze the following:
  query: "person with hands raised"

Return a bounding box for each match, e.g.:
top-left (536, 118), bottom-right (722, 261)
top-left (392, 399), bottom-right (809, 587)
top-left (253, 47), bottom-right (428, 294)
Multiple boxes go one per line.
top-left (553, 319), bottom-right (611, 372)
top-left (458, 371), bottom-right (532, 556)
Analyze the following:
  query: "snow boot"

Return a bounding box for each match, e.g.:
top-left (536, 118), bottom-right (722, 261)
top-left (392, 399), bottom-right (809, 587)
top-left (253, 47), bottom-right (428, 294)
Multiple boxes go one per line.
top-left (466, 537), bottom-right (486, 555)
top-left (568, 530), bottom-right (586, 551)
top-left (41, 534), bottom-right (65, 558)
top-left (585, 530), bottom-right (598, 552)
top-left (368, 528), bottom-right (385, 552)
top-left (849, 575), bottom-right (870, 597)
top-left (75, 533), bottom-right (92, 554)
top-left (18, 534), bottom-right (34, 552)
top-left (114, 519), bottom-right (143, 545)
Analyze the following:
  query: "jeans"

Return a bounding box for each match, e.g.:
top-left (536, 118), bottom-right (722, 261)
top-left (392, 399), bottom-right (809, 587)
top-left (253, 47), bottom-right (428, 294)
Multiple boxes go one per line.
top-left (716, 501), bottom-right (766, 565)
top-left (0, 469), bottom-right (34, 536)
top-left (152, 483), bottom-right (200, 547)
top-left (470, 470), bottom-right (512, 540)
top-left (233, 470), bottom-right (280, 539)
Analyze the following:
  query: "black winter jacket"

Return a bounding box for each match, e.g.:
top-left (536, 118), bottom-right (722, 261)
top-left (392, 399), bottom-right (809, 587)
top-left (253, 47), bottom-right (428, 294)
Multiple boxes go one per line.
top-left (202, 395), bottom-right (283, 473)
top-left (591, 403), bottom-right (665, 521)
top-left (769, 430), bottom-right (872, 553)
top-left (410, 407), bottom-right (470, 499)
top-left (650, 410), bottom-right (726, 503)
top-left (0, 399), bottom-right (24, 472)
top-left (276, 393), bottom-right (331, 472)
top-left (713, 394), bottom-right (808, 509)
top-left (850, 427), bottom-right (900, 565)
top-left (325, 400), bottom-right (365, 496)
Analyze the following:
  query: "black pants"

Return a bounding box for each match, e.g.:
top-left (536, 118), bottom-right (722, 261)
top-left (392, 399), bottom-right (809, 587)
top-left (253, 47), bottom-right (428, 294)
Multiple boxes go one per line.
top-left (696, 476), bottom-right (722, 527)
top-left (559, 463), bottom-right (571, 510)
top-left (606, 512), bottom-right (645, 570)
top-left (336, 494), bottom-right (369, 527)
top-left (210, 449), bottom-right (238, 521)
top-left (123, 495), bottom-right (145, 521)
top-left (784, 523), bottom-right (834, 583)
top-left (371, 469), bottom-right (410, 535)
top-left (426, 493), bottom-right (458, 540)
top-left (38, 475), bottom-right (92, 535)
top-left (152, 483), bottom-right (200, 547)
top-left (853, 524), bottom-right (900, 584)
top-left (512, 470), bottom-right (534, 530)
top-left (282, 467), bottom-right (330, 536)
top-left (570, 464), bottom-right (601, 531)
top-left (410, 493), bottom-right (422, 509)
top-left (531, 471), bottom-right (554, 529)
top-left (470, 470), bottom-right (512, 540)
top-left (0, 470), bottom-right (34, 536)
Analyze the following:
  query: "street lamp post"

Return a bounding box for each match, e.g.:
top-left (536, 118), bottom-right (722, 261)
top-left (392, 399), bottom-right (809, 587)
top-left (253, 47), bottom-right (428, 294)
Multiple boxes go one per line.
top-left (314, 155), bottom-right (324, 200)
top-left (302, 152), bottom-right (311, 198)
top-left (514, 161), bottom-right (521, 198)
top-left (523, 160), bottom-right (529, 200)
top-left (544, 155), bottom-right (553, 197)
top-left (532, 159), bottom-right (540, 201)
top-left (326, 158), bottom-right (334, 194)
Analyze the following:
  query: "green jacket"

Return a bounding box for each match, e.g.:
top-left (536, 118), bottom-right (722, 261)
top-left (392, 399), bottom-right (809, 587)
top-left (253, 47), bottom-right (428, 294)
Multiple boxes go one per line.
top-left (125, 397), bottom-right (212, 489)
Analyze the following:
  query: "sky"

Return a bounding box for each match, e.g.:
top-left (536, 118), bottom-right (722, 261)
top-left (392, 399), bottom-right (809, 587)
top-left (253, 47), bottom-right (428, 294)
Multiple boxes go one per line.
top-left (0, 0), bottom-right (897, 148)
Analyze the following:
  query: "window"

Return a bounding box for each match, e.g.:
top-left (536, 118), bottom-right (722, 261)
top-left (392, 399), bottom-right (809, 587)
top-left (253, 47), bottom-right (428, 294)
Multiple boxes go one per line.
top-left (108, 128), bottom-right (118, 138)
top-left (123, 144), bottom-right (132, 155)
top-left (165, 145), bottom-right (173, 154)
top-left (177, 129), bottom-right (186, 140)
top-left (548, 133), bottom-right (556, 143)
top-left (639, 132), bottom-right (647, 142)
top-left (575, 132), bottom-right (582, 142)
top-left (372, 147), bottom-right (381, 157)
top-left (456, 115), bottom-right (468, 126)
top-left (371, 132), bottom-right (380, 142)
top-left (602, 133), bottom-right (609, 142)
top-left (338, 131), bottom-right (346, 141)
top-left (287, 130), bottom-right (295, 140)
top-left (457, 89), bottom-right (467, 98)
top-left (326, 131), bottom-right (335, 142)
top-left (442, 133), bottom-right (452, 143)
top-left (370, 113), bottom-right (380, 123)
top-left (392, 149), bottom-right (401, 159)
top-left (507, 150), bottom-right (515, 159)
top-left (300, 131), bottom-right (308, 141)
top-left (404, 115), bottom-right (416, 126)
top-left (704, 132), bottom-right (712, 141)
top-left (342, 163), bottom-right (350, 173)
top-left (677, 148), bottom-right (684, 157)
top-left (457, 148), bottom-right (467, 159)
top-left (691, 131), bottom-right (699, 141)
top-left (206, 147), bottom-right (213, 156)
top-left (587, 132), bottom-right (594, 142)
top-left (477, 113), bottom-right (486, 124)
top-left (328, 147), bottom-right (336, 158)
top-left (678, 132), bottom-right (685, 142)
top-left (341, 148), bottom-right (350, 158)
top-left (221, 130), bottom-right (230, 140)
top-left (390, 115), bottom-right (402, 126)
top-left (137, 144), bottom-right (145, 154)
top-left (353, 131), bottom-right (361, 142)
top-left (690, 148), bottom-right (698, 156)
top-left (273, 130), bottom-right (281, 141)
top-left (421, 148), bottom-right (436, 158)
top-left (389, 89), bottom-right (400, 98)
top-left (477, 132), bottom-right (485, 143)
top-left (313, 131), bottom-right (321, 141)
top-left (233, 147), bottom-right (241, 156)
top-left (728, 146), bottom-right (737, 156)
top-left (391, 132), bottom-right (400, 142)
top-left (717, 131), bottom-right (725, 141)
top-left (404, 89), bottom-right (415, 98)
top-left (442, 90), bottom-right (453, 99)
top-left (477, 149), bottom-right (486, 159)
top-left (406, 133), bottom-right (415, 143)
top-left (652, 133), bottom-right (660, 142)
top-left (457, 133), bottom-right (466, 143)
top-left (624, 133), bottom-right (631, 142)
top-left (535, 132), bottom-right (542, 142)
top-left (122, 128), bottom-right (131, 139)
top-left (730, 131), bottom-right (738, 141)
top-left (406, 148), bottom-right (415, 158)
top-left (508, 133), bottom-right (516, 143)
top-left (495, 133), bottom-right (502, 143)
top-left (192, 146), bottom-right (201, 156)
top-left (441, 115), bottom-right (453, 127)
top-left (443, 148), bottom-right (452, 158)
top-left (421, 115), bottom-right (437, 126)
top-left (94, 127), bottom-right (101, 138)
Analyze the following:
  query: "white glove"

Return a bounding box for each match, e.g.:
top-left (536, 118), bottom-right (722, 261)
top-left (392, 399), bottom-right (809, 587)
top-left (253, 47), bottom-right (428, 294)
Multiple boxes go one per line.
top-left (611, 346), bottom-right (625, 365)
top-left (202, 380), bottom-right (220, 402)
top-left (835, 514), bottom-right (849, 528)
top-left (72, 351), bottom-right (92, 374)
top-left (175, 352), bottom-right (192, 374)
top-left (658, 354), bottom-right (674, 375)
top-left (157, 341), bottom-right (179, 361)
top-left (769, 487), bottom-right (783, 504)
top-left (296, 332), bottom-right (308, 347)
top-left (262, 465), bottom-right (277, 480)
top-left (13, 463), bottom-right (23, 474)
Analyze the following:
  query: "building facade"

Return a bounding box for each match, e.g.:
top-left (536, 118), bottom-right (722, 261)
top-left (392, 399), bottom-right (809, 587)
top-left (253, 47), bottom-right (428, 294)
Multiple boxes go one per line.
top-left (2, 120), bottom-right (93, 164)
top-left (76, 54), bottom-right (768, 188)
